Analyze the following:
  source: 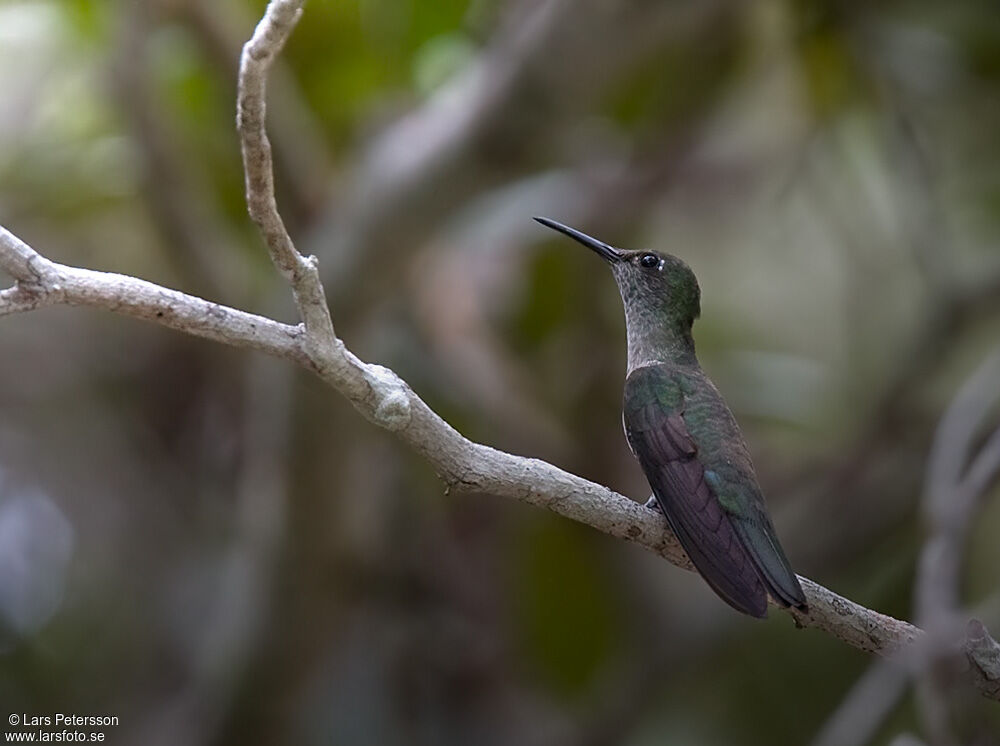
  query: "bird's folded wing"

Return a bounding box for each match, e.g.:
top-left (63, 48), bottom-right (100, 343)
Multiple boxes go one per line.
top-left (624, 368), bottom-right (768, 617)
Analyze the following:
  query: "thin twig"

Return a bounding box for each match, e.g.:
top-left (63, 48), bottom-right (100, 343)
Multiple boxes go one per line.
top-left (236, 0), bottom-right (334, 353)
top-left (810, 657), bottom-right (910, 746)
top-left (919, 351), bottom-right (1000, 622)
top-left (915, 350), bottom-right (1000, 740)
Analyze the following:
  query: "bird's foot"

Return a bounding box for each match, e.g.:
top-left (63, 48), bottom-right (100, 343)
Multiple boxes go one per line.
top-left (644, 494), bottom-right (662, 513)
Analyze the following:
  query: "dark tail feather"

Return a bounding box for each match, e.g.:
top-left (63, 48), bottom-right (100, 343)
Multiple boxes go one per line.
top-left (731, 516), bottom-right (807, 611)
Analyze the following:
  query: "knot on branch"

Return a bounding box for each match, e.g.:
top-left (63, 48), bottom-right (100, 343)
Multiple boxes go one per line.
top-left (12, 279), bottom-right (48, 302)
top-left (367, 364), bottom-right (411, 431)
top-left (965, 618), bottom-right (1000, 682)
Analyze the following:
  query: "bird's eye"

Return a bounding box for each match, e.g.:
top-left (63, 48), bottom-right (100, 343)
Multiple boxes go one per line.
top-left (639, 253), bottom-right (659, 269)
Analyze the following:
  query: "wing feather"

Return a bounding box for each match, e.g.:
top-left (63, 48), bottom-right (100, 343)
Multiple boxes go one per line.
top-left (625, 369), bottom-right (768, 617)
top-left (625, 364), bottom-right (806, 616)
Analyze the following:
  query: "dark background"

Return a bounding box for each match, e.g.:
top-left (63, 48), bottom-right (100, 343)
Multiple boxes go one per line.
top-left (1, 1), bottom-right (999, 744)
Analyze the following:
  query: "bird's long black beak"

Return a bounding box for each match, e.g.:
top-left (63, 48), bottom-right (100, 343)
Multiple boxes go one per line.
top-left (533, 217), bottom-right (624, 264)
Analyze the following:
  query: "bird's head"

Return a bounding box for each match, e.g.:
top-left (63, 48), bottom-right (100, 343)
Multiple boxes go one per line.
top-left (533, 217), bottom-right (700, 333)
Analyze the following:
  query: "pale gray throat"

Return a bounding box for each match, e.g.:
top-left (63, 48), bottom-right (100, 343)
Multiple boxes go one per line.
top-left (622, 302), bottom-right (697, 374)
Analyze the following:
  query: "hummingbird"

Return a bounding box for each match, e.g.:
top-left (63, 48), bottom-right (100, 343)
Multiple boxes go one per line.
top-left (534, 217), bottom-right (807, 618)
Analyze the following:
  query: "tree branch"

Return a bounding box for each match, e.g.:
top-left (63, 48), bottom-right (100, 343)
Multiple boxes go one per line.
top-left (0, 227), bottom-right (305, 359)
top-left (2, 0), bottom-right (999, 705)
top-left (3, 205), bottom-right (994, 700)
top-left (915, 350), bottom-right (1000, 739)
top-left (236, 0), bottom-right (335, 354)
